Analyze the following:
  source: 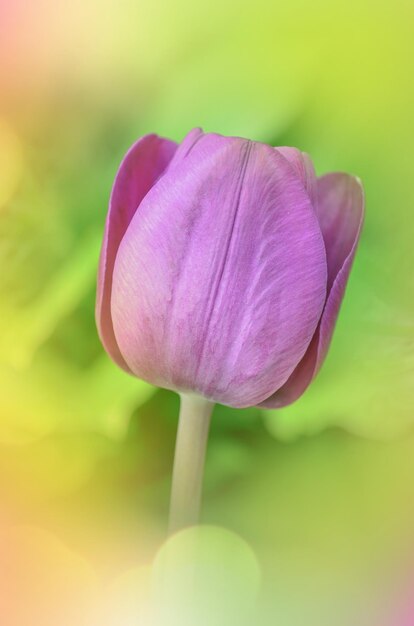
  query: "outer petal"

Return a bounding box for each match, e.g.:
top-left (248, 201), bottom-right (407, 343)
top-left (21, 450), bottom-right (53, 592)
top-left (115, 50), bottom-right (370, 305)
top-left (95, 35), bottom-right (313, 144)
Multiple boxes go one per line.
top-left (111, 134), bottom-right (327, 408)
top-left (275, 147), bottom-right (317, 206)
top-left (168, 127), bottom-right (204, 167)
top-left (96, 134), bottom-right (177, 371)
top-left (260, 173), bottom-right (364, 408)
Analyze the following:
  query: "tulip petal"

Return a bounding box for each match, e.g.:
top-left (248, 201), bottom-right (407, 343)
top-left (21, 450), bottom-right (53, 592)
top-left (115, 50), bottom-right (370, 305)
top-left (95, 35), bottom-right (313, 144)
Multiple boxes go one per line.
top-left (168, 127), bottom-right (204, 167)
top-left (111, 134), bottom-right (327, 407)
top-left (260, 173), bottom-right (364, 408)
top-left (275, 147), bottom-right (317, 206)
top-left (96, 134), bottom-right (177, 371)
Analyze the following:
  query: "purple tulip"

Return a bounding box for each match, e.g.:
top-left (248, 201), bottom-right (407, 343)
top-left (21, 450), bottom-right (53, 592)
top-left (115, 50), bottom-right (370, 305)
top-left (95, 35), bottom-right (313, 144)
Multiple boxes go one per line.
top-left (96, 128), bottom-right (364, 410)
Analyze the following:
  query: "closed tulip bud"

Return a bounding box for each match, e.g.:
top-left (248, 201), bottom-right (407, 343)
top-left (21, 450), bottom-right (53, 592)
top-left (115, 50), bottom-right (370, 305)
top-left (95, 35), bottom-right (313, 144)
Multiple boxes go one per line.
top-left (96, 128), bottom-right (364, 530)
top-left (97, 128), bottom-right (364, 408)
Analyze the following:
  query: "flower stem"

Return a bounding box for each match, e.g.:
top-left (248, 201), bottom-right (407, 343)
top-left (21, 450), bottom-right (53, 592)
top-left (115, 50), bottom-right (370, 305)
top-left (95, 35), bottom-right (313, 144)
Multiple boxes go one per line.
top-left (168, 394), bottom-right (214, 534)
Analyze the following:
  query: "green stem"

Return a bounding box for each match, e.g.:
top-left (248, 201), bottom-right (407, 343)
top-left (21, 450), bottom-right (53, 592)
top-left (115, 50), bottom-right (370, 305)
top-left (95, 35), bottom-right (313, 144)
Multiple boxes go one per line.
top-left (168, 393), bottom-right (214, 534)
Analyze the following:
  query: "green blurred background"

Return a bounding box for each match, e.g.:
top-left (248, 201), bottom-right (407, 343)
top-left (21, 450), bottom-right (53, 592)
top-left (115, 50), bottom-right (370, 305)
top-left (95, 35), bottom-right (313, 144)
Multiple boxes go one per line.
top-left (0, 0), bottom-right (414, 624)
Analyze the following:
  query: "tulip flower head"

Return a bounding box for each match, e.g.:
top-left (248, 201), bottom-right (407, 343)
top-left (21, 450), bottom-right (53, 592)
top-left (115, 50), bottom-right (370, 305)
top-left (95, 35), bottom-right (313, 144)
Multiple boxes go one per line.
top-left (96, 128), bottom-right (364, 410)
